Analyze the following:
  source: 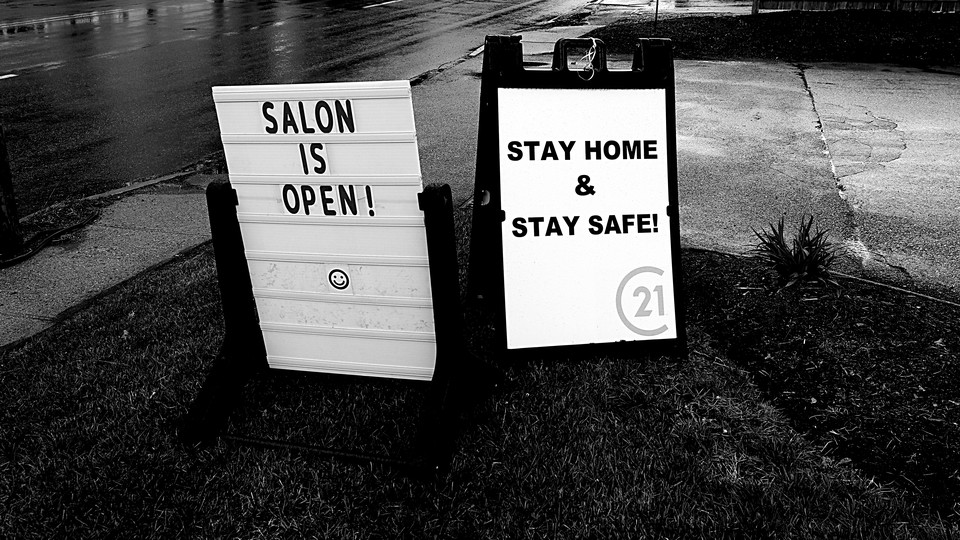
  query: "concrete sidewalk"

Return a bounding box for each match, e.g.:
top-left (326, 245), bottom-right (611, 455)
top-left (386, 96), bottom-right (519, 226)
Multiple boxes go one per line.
top-left (2, 25), bottom-right (959, 349)
top-left (0, 178), bottom-right (216, 346)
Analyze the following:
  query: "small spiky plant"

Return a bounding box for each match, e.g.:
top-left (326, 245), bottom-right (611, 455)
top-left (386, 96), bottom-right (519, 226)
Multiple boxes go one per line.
top-left (752, 215), bottom-right (838, 289)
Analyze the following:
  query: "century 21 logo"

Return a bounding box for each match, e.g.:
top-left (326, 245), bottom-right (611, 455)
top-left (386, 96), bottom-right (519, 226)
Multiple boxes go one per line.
top-left (616, 267), bottom-right (669, 337)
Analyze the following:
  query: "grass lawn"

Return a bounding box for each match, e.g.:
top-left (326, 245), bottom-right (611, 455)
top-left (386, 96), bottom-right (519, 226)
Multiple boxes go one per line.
top-left (1, 208), bottom-right (958, 537)
top-left (3, 8), bottom-right (960, 539)
top-left (688, 247), bottom-right (960, 521)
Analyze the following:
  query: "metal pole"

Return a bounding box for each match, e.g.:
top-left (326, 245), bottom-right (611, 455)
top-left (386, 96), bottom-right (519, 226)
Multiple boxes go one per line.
top-left (0, 123), bottom-right (23, 257)
top-left (655, 0), bottom-right (660, 32)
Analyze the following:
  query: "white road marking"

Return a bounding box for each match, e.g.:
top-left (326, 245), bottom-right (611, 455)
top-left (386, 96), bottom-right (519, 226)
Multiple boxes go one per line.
top-left (0, 74), bottom-right (18, 80)
top-left (363, 0), bottom-right (403, 8)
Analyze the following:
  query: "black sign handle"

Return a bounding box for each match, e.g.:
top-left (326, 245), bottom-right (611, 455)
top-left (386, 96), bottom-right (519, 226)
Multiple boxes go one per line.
top-left (551, 38), bottom-right (607, 73)
top-left (632, 38), bottom-right (673, 83)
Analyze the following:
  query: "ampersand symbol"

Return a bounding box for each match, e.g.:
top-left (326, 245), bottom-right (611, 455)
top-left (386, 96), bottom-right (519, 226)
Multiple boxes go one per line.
top-left (575, 175), bottom-right (595, 196)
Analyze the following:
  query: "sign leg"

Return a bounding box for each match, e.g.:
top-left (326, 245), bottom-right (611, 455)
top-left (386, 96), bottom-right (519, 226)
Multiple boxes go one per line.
top-left (182, 181), bottom-right (267, 445)
top-left (468, 36), bottom-right (523, 305)
top-left (417, 184), bottom-right (502, 473)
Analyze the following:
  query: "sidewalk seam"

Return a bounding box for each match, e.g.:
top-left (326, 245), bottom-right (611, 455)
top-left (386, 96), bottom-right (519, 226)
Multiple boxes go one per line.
top-left (794, 63), bottom-right (911, 282)
top-left (794, 64), bottom-right (839, 191)
top-left (0, 309), bottom-right (53, 321)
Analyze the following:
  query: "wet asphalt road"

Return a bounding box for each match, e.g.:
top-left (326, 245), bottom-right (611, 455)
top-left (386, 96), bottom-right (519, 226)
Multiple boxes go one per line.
top-left (0, 0), bottom-right (577, 215)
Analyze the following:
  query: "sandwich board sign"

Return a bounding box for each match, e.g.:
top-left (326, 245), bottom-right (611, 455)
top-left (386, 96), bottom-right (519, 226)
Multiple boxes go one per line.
top-left (470, 36), bottom-right (686, 354)
top-left (211, 81), bottom-right (437, 381)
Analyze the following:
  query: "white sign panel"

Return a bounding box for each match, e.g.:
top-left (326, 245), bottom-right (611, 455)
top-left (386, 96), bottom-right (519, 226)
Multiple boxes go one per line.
top-left (213, 81), bottom-right (435, 381)
top-left (499, 88), bottom-right (677, 349)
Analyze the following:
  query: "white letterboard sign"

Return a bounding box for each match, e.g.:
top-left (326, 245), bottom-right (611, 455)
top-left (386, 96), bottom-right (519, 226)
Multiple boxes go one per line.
top-left (499, 88), bottom-right (678, 350)
top-left (212, 81), bottom-right (435, 381)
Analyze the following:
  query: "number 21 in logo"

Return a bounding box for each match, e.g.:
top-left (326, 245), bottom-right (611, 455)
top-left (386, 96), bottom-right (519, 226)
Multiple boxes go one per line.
top-left (616, 266), bottom-right (670, 337)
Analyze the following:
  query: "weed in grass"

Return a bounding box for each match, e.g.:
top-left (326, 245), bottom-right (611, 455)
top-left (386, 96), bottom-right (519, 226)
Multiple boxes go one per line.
top-left (752, 215), bottom-right (838, 290)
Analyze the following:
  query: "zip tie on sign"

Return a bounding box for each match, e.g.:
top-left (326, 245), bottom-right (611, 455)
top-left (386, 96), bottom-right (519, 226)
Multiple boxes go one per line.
top-left (578, 38), bottom-right (598, 81)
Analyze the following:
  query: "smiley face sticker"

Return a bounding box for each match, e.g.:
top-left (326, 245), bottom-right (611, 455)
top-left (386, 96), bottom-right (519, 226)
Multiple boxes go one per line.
top-left (328, 268), bottom-right (350, 290)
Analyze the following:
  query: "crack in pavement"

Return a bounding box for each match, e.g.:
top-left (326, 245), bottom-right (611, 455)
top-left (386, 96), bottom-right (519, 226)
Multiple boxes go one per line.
top-left (793, 63), bottom-right (909, 279)
top-left (793, 64), bottom-right (838, 186)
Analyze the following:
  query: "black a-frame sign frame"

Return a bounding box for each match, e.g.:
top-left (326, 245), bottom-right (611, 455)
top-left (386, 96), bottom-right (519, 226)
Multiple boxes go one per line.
top-left (469, 35), bottom-right (687, 359)
top-left (182, 181), bottom-right (489, 474)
